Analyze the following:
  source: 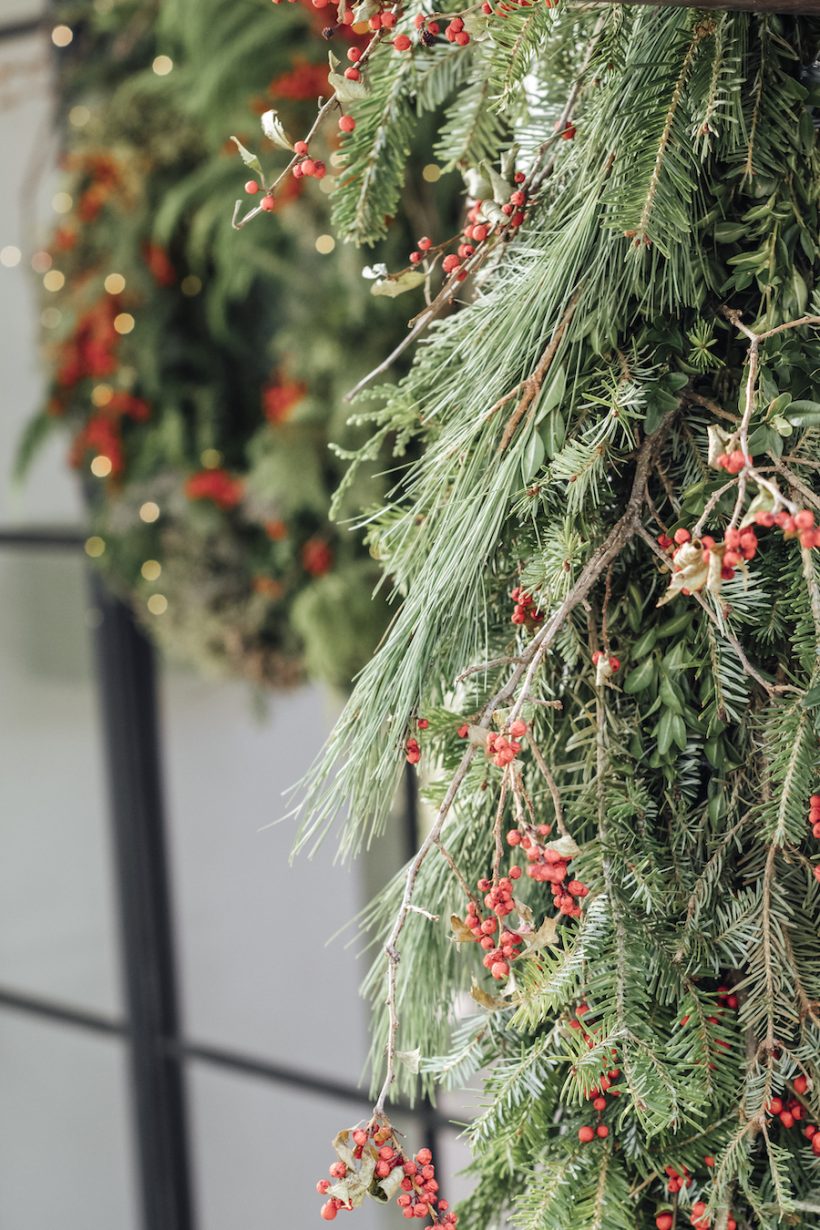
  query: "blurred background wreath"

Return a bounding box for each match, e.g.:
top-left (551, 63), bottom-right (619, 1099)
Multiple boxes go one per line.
top-left (19, 0), bottom-right (441, 689)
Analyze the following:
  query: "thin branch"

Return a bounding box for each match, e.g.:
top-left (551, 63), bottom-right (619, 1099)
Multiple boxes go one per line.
top-left (528, 738), bottom-right (571, 839)
top-left (497, 289), bottom-right (582, 453)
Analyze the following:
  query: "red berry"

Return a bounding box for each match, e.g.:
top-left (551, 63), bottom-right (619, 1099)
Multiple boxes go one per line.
top-left (261, 195), bottom-right (275, 212)
top-left (656, 1216), bottom-right (673, 1230)
top-left (339, 114), bottom-right (356, 133)
top-left (320, 1201), bottom-right (338, 1220)
top-left (596, 1124), bottom-right (609, 1138)
top-left (393, 33), bottom-right (412, 51)
top-left (245, 180), bottom-right (260, 195)
top-left (674, 528), bottom-right (691, 545)
top-left (294, 140), bottom-right (309, 155)
top-left (578, 1126), bottom-right (595, 1143)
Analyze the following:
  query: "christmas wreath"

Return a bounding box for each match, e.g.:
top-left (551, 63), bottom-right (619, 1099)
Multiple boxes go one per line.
top-left (24, 0), bottom-right (432, 688)
top-left (236, 0), bottom-right (820, 1225)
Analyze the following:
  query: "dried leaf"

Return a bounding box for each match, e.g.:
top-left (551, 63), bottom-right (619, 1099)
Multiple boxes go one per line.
top-left (524, 914), bottom-right (559, 952)
top-left (549, 834), bottom-right (580, 860)
top-left (706, 424), bottom-right (734, 468)
top-left (260, 109), bottom-right (293, 150)
top-left (451, 914), bottom-right (477, 943)
top-left (657, 541), bottom-right (708, 606)
top-left (329, 1129), bottom-right (377, 1210)
top-left (329, 70), bottom-right (370, 103)
top-left (230, 136), bottom-right (263, 176)
top-left (470, 979), bottom-right (509, 1011)
top-left (375, 1165), bottom-right (406, 1203)
top-left (371, 270), bottom-right (425, 298)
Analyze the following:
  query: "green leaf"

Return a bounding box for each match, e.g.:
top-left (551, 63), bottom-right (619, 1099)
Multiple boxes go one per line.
top-left (623, 657), bottom-right (656, 694)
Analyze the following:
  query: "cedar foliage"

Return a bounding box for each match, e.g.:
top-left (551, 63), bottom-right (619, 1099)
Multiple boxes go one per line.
top-left (284, 3), bottom-right (820, 1226)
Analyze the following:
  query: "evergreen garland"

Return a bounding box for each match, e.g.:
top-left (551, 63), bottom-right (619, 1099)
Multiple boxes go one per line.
top-left (24, 0), bottom-right (432, 688)
top-left (250, 1), bottom-right (820, 1225)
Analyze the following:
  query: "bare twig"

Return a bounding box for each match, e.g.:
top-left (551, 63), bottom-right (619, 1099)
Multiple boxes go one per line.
top-left (528, 738), bottom-right (571, 839)
top-left (497, 290), bottom-right (582, 453)
top-left (719, 308), bottom-right (820, 527)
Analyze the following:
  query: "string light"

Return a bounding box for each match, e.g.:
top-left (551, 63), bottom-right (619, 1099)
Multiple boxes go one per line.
top-left (52, 191), bottom-right (72, 214)
top-left (104, 273), bottom-right (126, 294)
top-left (51, 24), bottom-right (74, 47)
top-left (147, 594), bottom-right (168, 615)
top-left (315, 234), bottom-right (335, 255)
top-left (180, 275), bottom-right (202, 296)
top-left (41, 307), bottom-right (62, 329)
top-left (0, 246), bottom-right (21, 268)
top-left (31, 251), bottom-right (52, 274)
top-left (69, 105), bottom-right (91, 128)
top-left (43, 270), bottom-right (65, 292)
top-left (114, 312), bottom-right (135, 334)
top-left (141, 560), bottom-right (162, 581)
top-left (152, 55), bottom-right (174, 76)
top-left (84, 536), bottom-right (106, 558)
top-left (422, 164), bottom-right (442, 183)
top-left (139, 501), bottom-right (160, 523)
top-left (200, 448), bottom-right (222, 468)
top-left (91, 384), bottom-right (113, 407)
top-left (90, 455), bottom-right (112, 478)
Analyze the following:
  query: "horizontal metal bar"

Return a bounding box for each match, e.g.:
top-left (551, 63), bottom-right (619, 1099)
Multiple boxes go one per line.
top-left (0, 17), bottom-right (44, 42)
top-left (0, 989), bottom-right (450, 1127)
top-left (161, 1038), bottom-right (453, 1128)
top-left (0, 987), bottom-right (128, 1037)
top-left (0, 526), bottom-right (85, 549)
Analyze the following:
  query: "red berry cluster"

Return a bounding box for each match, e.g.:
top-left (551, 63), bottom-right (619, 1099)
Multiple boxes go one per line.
top-left (184, 468), bottom-right (244, 510)
top-left (292, 139), bottom-right (327, 180)
top-left (486, 729), bottom-right (523, 767)
top-left (507, 828), bottom-right (588, 915)
top-left (687, 1201), bottom-right (736, 1230)
top-left (714, 448), bottom-right (749, 474)
top-left (263, 373), bottom-right (307, 425)
top-left (654, 1153), bottom-right (739, 1229)
top-left (767, 1074), bottom-right (820, 1156)
top-left (316, 1127), bottom-right (456, 1226)
top-left (809, 792), bottom-right (820, 839)
top-left (510, 585), bottom-right (543, 627)
top-left (390, 12), bottom-right (469, 51)
top-left (365, 8), bottom-right (397, 29)
top-left (591, 650), bottom-right (620, 673)
top-left (405, 718), bottom-right (429, 765)
top-left (663, 1164), bottom-right (692, 1197)
top-left (408, 173), bottom-right (527, 279)
top-left (572, 1019), bottom-right (619, 1142)
top-left (465, 884), bottom-right (524, 980)
top-left (302, 538), bottom-right (334, 576)
top-left (69, 390), bottom-right (152, 478)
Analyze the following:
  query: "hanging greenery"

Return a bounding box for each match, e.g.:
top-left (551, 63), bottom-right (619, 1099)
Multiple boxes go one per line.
top-left (244, 1), bottom-right (820, 1225)
top-left (23, 0), bottom-right (438, 688)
